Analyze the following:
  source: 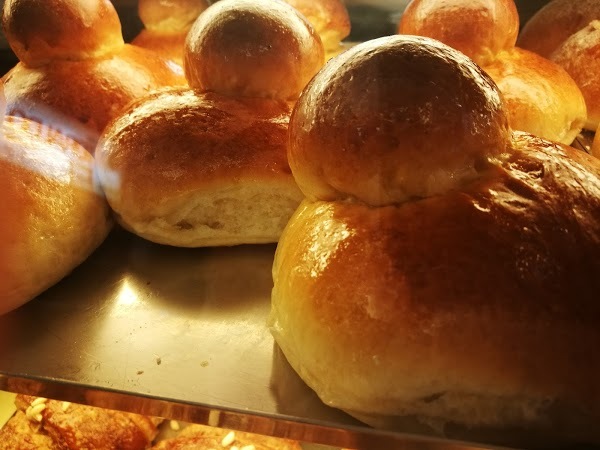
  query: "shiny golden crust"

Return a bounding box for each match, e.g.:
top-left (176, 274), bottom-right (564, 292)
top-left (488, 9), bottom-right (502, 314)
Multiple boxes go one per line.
top-left (184, 0), bottom-right (324, 100)
top-left (0, 116), bottom-right (111, 315)
top-left (10, 395), bottom-right (159, 449)
top-left (2, 44), bottom-right (186, 152)
top-left (271, 134), bottom-right (600, 441)
top-left (398, 0), bottom-right (519, 66)
top-left (138, 0), bottom-right (209, 32)
top-left (95, 89), bottom-right (303, 247)
top-left (283, 0), bottom-right (350, 51)
top-left (132, 30), bottom-right (188, 66)
top-left (518, 0), bottom-right (600, 58)
top-left (152, 423), bottom-right (302, 449)
top-left (551, 21), bottom-right (600, 131)
top-left (289, 35), bottom-right (509, 206)
top-left (484, 47), bottom-right (586, 144)
top-left (2, 0), bottom-right (124, 68)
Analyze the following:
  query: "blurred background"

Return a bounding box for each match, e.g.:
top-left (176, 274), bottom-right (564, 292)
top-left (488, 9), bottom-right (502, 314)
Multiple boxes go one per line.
top-left (0, 0), bottom-right (550, 76)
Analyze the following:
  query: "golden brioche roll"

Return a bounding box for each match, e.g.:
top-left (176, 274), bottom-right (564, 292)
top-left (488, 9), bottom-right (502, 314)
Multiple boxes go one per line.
top-left (271, 133), bottom-right (600, 443)
top-left (0, 395), bottom-right (161, 449)
top-left (551, 20), bottom-right (600, 131)
top-left (518, 0), bottom-right (600, 58)
top-left (289, 35), bottom-right (509, 206)
top-left (2, 44), bottom-right (186, 152)
top-left (152, 423), bottom-right (301, 449)
top-left (132, 0), bottom-right (210, 65)
top-left (484, 47), bottom-right (586, 145)
top-left (0, 116), bottom-right (111, 315)
top-left (95, 89), bottom-right (303, 247)
top-left (2, 0), bottom-right (124, 68)
top-left (398, 0), bottom-right (519, 66)
top-left (184, 0), bottom-right (324, 101)
top-left (282, 0), bottom-right (350, 52)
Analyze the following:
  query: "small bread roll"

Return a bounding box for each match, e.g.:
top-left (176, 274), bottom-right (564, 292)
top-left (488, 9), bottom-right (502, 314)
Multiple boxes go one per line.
top-left (2, 0), bottom-right (123, 67)
top-left (551, 20), bottom-right (600, 131)
top-left (132, 0), bottom-right (210, 65)
top-left (283, 0), bottom-right (351, 54)
top-left (185, 0), bottom-right (324, 100)
top-left (518, 0), bottom-right (600, 58)
top-left (0, 115), bottom-right (111, 315)
top-left (398, 0), bottom-right (519, 66)
top-left (2, 0), bottom-right (186, 152)
top-left (485, 47), bottom-right (586, 144)
top-left (289, 35), bottom-right (509, 206)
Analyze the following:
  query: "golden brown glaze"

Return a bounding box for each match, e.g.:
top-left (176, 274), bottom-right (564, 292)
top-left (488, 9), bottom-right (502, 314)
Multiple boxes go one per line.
top-left (485, 47), bottom-right (586, 144)
top-left (551, 20), bottom-right (600, 131)
top-left (289, 35), bottom-right (509, 206)
top-left (95, 89), bottom-right (303, 247)
top-left (398, 0), bottom-right (519, 66)
top-left (138, 0), bottom-right (209, 32)
top-left (0, 116), bottom-right (111, 315)
top-left (2, 45), bottom-right (186, 152)
top-left (271, 134), bottom-right (600, 440)
top-left (132, 30), bottom-right (188, 66)
top-left (283, 0), bottom-right (350, 51)
top-left (2, 0), bottom-right (124, 67)
top-left (184, 0), bottom-right (324, 100)
top-left (518, 0), bottom-right (600, 58)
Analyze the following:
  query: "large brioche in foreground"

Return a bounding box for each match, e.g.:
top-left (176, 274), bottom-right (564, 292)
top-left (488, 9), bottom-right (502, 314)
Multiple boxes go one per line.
top-left (0, 114), bottom-right (111, 315)
top-left (270, 35), bottom-right (600, 446)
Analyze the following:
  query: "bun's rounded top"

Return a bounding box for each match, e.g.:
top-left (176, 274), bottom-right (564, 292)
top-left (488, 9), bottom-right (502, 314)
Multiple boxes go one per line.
top-left (519, 0), bottom-right (600, 58)
top-left (283, 0), bottom-right (350, 51)
top-left (289, 35), bottom-right (510, 206)
top-left (138, 0), bottom-right (210, 33)
top-left (2, 0), bottom-right (124, 67)
top-left (398, 0), bottom-right (519, 66)
top-left (184, 0), bottom-right (324, 100)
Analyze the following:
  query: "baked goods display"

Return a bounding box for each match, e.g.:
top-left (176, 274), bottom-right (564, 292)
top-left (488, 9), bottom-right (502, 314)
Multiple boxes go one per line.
top-left (96, 0), bottom-right (324, 247)
top-left (0, 82), bottom-right (111, 315)
top-left (518, 0), bottom-right (600, 58)
top-left (398, 0), bottom-right (587, 145)
top-left (270, 34), bottom-right (600, 445)
top-left (0, 395), bottom-right (161, 449)
top-left (1, 0), bottom-right (186, 152)
top-left (132, 0), bottom-right (210, 66)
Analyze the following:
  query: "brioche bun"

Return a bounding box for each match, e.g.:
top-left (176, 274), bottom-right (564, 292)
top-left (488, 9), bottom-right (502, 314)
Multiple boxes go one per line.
top-left (518, 0), bottom-right (600, 58)
top-left (484, 47), bottom-right (586, 144)
top-left (2, 0), bottom-right (123, 68)
top-left (138, 0), bottom-right (209, 32)
top-left (95, 89), bottom-right (303, 247)
top-left (398, 0), bottom-right (519, 66)
top-left (184, 0), bottom-right (324, 100)
top-left (551, 20), bottom-right (600, 131)
top-left (0, 116), bottom-right (111, 315)
top-left (289, 35), bottom-right (509, 206)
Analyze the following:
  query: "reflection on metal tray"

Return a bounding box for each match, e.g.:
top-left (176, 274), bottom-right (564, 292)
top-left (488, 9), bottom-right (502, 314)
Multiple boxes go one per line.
top-left (0, 229), bottom-right (587, 450)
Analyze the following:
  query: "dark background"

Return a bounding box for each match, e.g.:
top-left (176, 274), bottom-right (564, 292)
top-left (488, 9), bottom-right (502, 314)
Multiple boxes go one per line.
top-left (0, 0), bottom-right (550, 76)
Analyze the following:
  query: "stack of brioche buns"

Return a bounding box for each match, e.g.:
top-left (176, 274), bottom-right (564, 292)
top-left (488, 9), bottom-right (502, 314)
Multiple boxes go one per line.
top-left (398, 0), bottom-right (586, 146)
top-left (1, 0), bottom-right (186, 152)
top-left (270, 35), bottom-right (600, 445)
top-left (0, 81), bottom-right (111, 316)
top-left (96, 0), bottom-right (324, 247)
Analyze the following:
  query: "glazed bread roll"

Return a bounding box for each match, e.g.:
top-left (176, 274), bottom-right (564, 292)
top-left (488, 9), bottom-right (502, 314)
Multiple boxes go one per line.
top-left (551, 21), bottom-right (600, 131)
top-left (185, 0), bottom-right (324, 101)
top-left (2, 0), bottom-right (186, 152)
top-left (0, 395), bottom-right (160, 449)
top-left (96, 0), bottom-right (323, 247)
top-left (398, 0), bottom-right (519, 66)
top-left (398, 0), bottom-right (587, 145)
top-left (484, 47), bottom-right (586, 145)
top-left (518, 0), bottom-right (600, 58)
top-left (132, 0), bottom-right (210, 65)
top-left (0, 113), bottom-right (111, 315)
top-left (270, 35), bottom-right (600, 445)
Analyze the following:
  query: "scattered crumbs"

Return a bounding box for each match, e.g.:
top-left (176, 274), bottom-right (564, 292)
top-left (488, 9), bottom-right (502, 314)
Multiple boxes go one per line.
top-left (221, 430), bottom-right (235, 446)
top-left (200, 361), bottom-right (209, 368)
top-left (169, 420), bottom-right (180, 431)
top-left (61, 401), bottom-right (71, 412)
top-left (156, 357), bottom-right (162, 365)
top-left (137, 370), bottom-right (144, 375)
